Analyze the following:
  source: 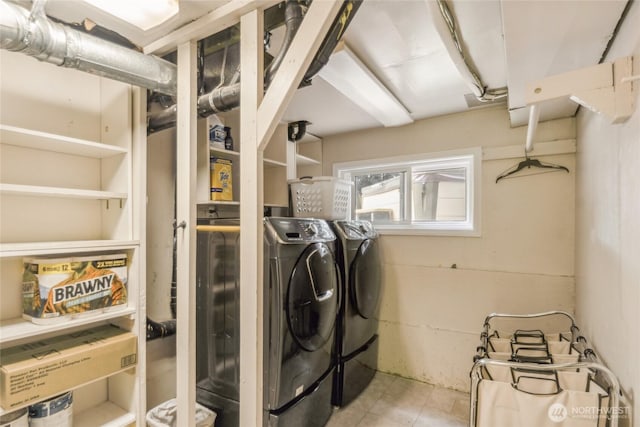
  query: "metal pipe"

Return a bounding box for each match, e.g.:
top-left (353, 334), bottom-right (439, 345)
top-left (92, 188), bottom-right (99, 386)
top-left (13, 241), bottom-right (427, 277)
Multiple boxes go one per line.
top-left (0, 0), bottom-right (177, 96)
top-left (526, 104), bottom-right (540, 153)
top-left (148, 0), bottom-right (363, 134)
top-left (264, 0), bottom-right (305, 86)
top-left (302, 0), bottom-right (362, 85)
top-left (193, 0), bottom-right (306, 119)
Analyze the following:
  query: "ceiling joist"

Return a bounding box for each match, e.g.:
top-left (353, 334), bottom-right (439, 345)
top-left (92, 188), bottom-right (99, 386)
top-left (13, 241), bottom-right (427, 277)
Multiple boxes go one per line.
top-left (257, 0), bottom-right (343, 150)
top-left (144, 0), bottom-right (281, 55)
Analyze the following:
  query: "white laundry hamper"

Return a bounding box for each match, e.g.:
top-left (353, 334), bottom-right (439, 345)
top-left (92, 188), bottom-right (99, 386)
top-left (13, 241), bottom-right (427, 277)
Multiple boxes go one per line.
top-left (146, 398), bottom-right (216, 427)
top-left (288, 176), bottom-right (352, 220)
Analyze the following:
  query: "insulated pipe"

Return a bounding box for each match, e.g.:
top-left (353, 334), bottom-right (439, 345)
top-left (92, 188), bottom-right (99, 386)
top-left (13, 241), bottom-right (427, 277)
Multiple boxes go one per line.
top-left (197, 82), bottom-right (242, 117)
top-left (148, 0), bottom-right (363, 134)
top-left (149, 0), bottom-right (305, 133)
top-left (302, 0), bottom-right (362, 85)
top-left (264, 0), bottom-right (304, 86)
top-left (0, 0), bottom-right (177, 96)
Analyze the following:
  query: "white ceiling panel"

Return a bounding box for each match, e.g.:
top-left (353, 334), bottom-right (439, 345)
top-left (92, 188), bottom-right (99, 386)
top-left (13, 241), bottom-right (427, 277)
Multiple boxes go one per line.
top-left (33, 0), bottom-right (631, 136)
top-left (284, 0), bottom-right (508, 136)
top-left (45, 0), bottom-right (231, 47)
top-left (447, 0), bottom-right (507, 90)
top-left (282, 77), bottom-right (381, 137)
top-left (502, 0), bottom-right (628, 126)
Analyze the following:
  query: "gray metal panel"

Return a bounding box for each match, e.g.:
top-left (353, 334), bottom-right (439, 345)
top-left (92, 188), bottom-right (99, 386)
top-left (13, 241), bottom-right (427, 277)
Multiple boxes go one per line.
top-left (196, 218), bottom-right (241, 401)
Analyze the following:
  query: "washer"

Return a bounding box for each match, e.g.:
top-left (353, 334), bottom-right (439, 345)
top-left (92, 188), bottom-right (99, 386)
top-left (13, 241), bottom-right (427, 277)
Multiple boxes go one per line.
top-left (330, 220), bottom-right (381, 407)
top-left (263, 217), bottom-right (340, 426)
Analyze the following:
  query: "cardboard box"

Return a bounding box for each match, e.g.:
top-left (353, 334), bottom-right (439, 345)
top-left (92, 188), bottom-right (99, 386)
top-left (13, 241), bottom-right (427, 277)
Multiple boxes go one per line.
top-left (210, 157), bottom-right (233, 201)
top-left (0, 325), bottom-right (137, 410)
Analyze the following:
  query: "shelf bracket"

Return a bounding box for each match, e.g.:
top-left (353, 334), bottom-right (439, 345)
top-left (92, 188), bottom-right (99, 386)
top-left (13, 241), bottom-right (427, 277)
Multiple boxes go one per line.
top-left (525, 56), bottom-right (635, 125)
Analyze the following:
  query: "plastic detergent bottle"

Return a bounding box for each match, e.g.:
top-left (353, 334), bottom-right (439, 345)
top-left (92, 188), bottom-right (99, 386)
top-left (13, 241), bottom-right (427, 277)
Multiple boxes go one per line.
top-left (224, 126), bottom-right (234, 151)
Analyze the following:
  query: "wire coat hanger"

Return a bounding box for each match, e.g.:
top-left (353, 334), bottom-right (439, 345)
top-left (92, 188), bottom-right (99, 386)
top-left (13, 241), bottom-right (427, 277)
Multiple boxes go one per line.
top-left (495, 152), bottom-right (569, 183)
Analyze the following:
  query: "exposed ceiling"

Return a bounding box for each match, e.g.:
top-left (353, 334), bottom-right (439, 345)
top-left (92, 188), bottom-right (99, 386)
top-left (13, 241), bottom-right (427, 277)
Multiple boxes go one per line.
top-left (45, 0), bottom-right (233, 47)
top-left (42, 0), bottom-right (630, 138)
top-left (282, 0), bottom-right (629, 136)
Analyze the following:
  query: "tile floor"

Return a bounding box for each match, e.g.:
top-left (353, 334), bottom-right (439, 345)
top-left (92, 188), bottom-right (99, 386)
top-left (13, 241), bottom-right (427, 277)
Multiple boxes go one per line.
top-left (326, 372), bottom-right (470, 427)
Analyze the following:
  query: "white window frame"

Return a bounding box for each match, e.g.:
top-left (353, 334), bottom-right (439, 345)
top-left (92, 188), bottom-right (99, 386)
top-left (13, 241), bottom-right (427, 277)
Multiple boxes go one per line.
top-left (334, 147), bottom-right (482, 237)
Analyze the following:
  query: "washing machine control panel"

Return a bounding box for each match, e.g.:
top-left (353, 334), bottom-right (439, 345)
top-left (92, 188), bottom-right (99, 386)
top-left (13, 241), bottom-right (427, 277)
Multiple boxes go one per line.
top-left (266, 218), bottom-right (335, 243)
top-left (334, 220), bottom-right (378, 240)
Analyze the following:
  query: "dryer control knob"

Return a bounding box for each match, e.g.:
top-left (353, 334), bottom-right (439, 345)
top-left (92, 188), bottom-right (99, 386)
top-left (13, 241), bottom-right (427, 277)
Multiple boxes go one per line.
top-left (304, 223), bottom-right (318, 236)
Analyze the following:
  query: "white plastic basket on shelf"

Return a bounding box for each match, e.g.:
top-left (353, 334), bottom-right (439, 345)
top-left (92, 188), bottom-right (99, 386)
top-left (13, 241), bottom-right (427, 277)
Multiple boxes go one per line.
top-left (288, 176), bottom-right (352, 220)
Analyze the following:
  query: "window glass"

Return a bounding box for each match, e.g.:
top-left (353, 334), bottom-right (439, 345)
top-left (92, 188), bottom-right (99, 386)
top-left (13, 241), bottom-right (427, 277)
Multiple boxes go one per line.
top-left (354, 171), bottom-right (405, 223)
top-left (335, 148), bottom-right (480, 236)
top-left (411, 167), bottom-right (467, 222)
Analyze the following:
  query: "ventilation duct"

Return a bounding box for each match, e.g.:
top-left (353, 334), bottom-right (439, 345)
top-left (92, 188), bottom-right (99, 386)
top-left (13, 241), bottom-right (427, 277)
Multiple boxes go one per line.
top-left (147, 0), bottom-right (362, 134)
top-left (0, 0), bottom-right (360, 133)
top-left (0, 0), bottom-right (177, 96)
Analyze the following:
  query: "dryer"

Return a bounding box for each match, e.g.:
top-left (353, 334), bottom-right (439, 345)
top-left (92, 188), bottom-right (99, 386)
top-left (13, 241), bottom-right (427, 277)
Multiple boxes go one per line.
top-left (263, 217), bottom-right (340, 426)
top-left (330, 220), bottom-right (381, 407)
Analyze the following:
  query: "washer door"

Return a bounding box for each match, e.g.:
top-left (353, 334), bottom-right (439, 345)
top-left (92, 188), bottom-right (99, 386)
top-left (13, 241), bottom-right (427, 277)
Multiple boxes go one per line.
top-left (287, 243), bottom-right (339, 352)
top-left (349, 239), bottom-right (381, 319)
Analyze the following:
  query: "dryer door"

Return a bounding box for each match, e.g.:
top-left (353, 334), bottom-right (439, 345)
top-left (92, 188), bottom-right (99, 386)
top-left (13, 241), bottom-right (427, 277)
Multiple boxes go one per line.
top-left (349, 238), bottom-right (381, 319)
top-left (287, 242), bottom-right (339, 352)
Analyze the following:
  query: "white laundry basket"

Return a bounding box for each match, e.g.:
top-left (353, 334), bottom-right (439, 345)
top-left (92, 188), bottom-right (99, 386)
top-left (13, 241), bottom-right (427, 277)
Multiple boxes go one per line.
top-left (289, 176), bottom-right (352, 220)
top-left (146, 399), bottom-right (216, 427)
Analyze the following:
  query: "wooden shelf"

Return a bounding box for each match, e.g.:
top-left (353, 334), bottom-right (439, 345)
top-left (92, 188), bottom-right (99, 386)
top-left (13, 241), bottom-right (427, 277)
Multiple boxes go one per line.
top-left (209, 146), bottom-right (286, 168)
top-left (209, 146), bottom-right (240, 157)
top-left (296, 153), bottom-right (320, 166)
top-left (1, 54), bottom-right (144, 425)
top-left (0, 124), bottom-right (127, 158)
top-left (0, 183), bottom-right (127, 200)
top-left (74, 401), bottom-right (136, 427)
top-left (0, 240), bottom-right (139, 257)
top-left (0, 307), bottom-right (136, 345)
top-left (298, 132), bottom-right (322, 144)
top-left (198, 200), bottom-right (240, 206)
top-left (0, 368), bottom-right (137, 417)
top-left (263, 158), bottom-right (287, 168)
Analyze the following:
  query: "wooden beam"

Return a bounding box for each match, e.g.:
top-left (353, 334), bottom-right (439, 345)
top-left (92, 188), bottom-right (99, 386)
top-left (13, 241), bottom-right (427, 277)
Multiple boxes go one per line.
top-left (257, 0), bottom-right (342, 150)
top-left (144, 0), bottom-right (280, 55)
top-left (130, 85), bottom-right (148, 425)
top-left (239, 8), bottom-right (264, 427)
top-left (175, 40), bottom-right (198, 427)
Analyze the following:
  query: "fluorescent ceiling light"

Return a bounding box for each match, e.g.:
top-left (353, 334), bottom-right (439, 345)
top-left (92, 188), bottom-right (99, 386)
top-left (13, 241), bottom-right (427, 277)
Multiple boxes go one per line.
top-left (318, 44), bottom-right (413, 127)
top-left (83, 0), bottom-right (179, 31)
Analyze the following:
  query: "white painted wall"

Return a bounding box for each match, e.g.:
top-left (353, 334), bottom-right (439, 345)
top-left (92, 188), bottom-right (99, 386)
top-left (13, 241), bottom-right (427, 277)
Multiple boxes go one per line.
top-left (322, 106), bottom-right (576, 390)
top-left (574, 2), bottom-right (640, 424)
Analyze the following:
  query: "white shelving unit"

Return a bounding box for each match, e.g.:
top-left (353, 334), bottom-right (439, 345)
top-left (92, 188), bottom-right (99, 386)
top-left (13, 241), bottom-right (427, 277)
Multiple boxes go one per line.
top-left (0, 183), bottom-right (127, 200)
top-left (295, 153), bottom-right (321, 166)
top-left (74, 401), bottom-right (137, 427)
top-left (209, 139), bottom-right (287, 167)
top-left (197, 110), bottom-right (290, 207)
top-left (295, 132), bottom-right (323, 178)
top-left (0, 50), bottom-right (146, 424)
top-left (0, 124), bottom-right (128, 157)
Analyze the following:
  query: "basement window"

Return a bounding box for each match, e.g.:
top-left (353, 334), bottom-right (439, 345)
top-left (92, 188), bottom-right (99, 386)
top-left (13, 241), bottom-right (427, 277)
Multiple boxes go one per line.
top-left (334, 148), bottom-right (481, 236)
